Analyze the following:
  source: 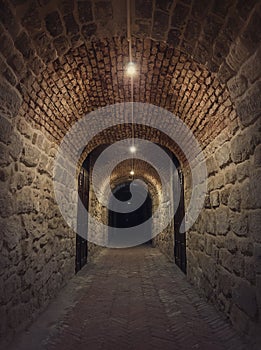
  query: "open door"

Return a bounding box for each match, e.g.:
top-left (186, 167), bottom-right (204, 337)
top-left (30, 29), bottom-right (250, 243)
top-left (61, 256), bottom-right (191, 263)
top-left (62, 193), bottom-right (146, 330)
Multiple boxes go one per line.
top-left (173, 166), bottom-right (186, 274)
top-left (76, 163), bottom-right (89, 273)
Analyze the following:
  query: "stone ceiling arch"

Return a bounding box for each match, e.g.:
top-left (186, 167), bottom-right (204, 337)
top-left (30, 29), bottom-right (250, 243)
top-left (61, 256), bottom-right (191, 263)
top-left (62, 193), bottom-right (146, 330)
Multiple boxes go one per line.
top-left (1, 0), bottom-right (259, 149)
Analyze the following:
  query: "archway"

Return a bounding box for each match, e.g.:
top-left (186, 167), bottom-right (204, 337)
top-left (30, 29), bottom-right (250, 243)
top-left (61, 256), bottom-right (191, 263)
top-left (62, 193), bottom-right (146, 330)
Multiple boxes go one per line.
top-left (108, 181), bottom-right (153, 247)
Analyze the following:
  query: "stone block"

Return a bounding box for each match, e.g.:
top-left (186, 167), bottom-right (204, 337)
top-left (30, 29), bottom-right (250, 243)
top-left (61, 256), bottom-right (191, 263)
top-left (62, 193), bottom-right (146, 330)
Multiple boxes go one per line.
top-left (238, 240), bottom-right (253, 257)
top-left (219, 248), bottom-right (233, 273)
top-left (230, 304), bottom-right (249, 335)
top-left (0, 31), bottom-right (14, 58)
top-left (226, 235), bottom-right (237, 253)
top-left (227, 74), bottom-right (247, 100)
top-left (171, 3), bottom-right (189, 28)
top-left (53, 36), bottom-right (70, 56)
top-left (94, 1), bottom-right (113, 21)
top-left (228, 186), bottom-right (241, 211)
top-left (184, 19), bottom-right (201, 42)
top-left (2, 274), bottom-right (21, 305)
top-left (233, 254), bottom-right (245, 277)
top-left (0, 114), bottom-right (13, 145)
top-left (241, 10), bottom-right (261, 53)
top-left (241, 45), bottom-right (261, 83)
top-left (16, 188), bottom-right (35, 214)
top-left (231, 132), bottom-right (255, 163)
top-left (254, 144), bottom-right (261, 167)
top-left (15, 31), bottom-right (34, 60)
top-left (167, 28), bottom-right (181, 47)
top-left (152, 10), bottom-right (169, 40)
top-left (249, 168), bottom-right (261, 209)
top-left (210, 190), bottom-right (219, 207)
top-left (226, 38), bottom-right (251, 72)
top-left (212, 0), bottom-right (233, 18)
top-left (63, 14), bottom-right (79, 36)
top-left (248, 210), bottom-right (261, 242)
top-left (2, 216), bottom-right (23, 250)
top-left (253, 244), bottom-right (261, 274)
top-left (155, 0), bottom-right (172, 11)
top-left (20, 143), bottom-right (40, 167)
top-left (78, 1), bottom-right (93, 23)
top-left (206, 155), bottom-right (218, 175)
top-left (256, 275), bottom-right (261, 309)
top-left (236, 160), bottom-right (250, 182)
top-left (0, 167), bottom-right (10, 182)
top-left (135, 0), bottom-right (153, 19)
top-left (235, 81), bottom-right (261, 127)
top-left (45, 11), bottom-right (64, 37)
top-left (3, 65), bottom-right (17, 86)
top-left (21, 5), bottom-right (41, 32)
top-left (215, 142), bottom-right (231, 169)
top-left (224, 166), bottom-right (236, 184)
top-left (220, 186), bottom-right (231, 205)
top-left (213, 173), bottom-right (225, 189)
top-left (232, 280), bottom-right (258, 319)
top-left (9, 132), bottom-right (23, 161)
top-left (213, 34), bottom-right (230, 64)
top-left (240, 180), bottom-right (252, 210)
top-left (215, 206), bottom-right (229, 235)
top-left (218, 61), bottom-right (234, 84)
top-left (81, 23), bottom-right (97, 40)
top-left (0, 80), bottom-right (22, 118)
top-left (206, 210), bottom-right (216, 235)
top-left (0, 191), bottom-right (15, 217)
top-left (217, 267), bottom-right (233, 297)
top-left (230, 211), bottom-right (248, 237)
top-left (203, 15), bottom-right (222, 43)
top-left (7, 52), bottom-right (26, 80)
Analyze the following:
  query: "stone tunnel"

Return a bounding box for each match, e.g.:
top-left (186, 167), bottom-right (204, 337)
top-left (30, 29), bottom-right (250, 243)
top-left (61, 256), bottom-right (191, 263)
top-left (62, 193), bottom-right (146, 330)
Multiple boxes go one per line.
top-left (0, 0), bottom-right (261, 349)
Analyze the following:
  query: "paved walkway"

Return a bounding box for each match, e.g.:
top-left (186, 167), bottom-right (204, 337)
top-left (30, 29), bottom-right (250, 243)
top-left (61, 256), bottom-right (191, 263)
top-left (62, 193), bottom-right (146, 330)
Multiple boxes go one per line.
top-left (9, 246), bottom-right (254, 350)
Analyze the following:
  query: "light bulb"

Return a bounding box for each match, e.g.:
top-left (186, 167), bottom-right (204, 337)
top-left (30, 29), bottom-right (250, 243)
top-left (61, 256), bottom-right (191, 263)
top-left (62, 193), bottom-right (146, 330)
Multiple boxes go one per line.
top-left (130, 170), bottom-right (134, 176)
top-left (130, 146), bottom-right (136, 153)
top-left (126, 62), bottom-right (136, 76)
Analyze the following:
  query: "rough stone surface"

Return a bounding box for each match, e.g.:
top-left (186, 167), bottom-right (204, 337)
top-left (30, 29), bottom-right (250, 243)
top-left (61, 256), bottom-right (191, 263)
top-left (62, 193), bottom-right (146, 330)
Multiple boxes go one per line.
top-left (0, 0), bottom-right (260, 346)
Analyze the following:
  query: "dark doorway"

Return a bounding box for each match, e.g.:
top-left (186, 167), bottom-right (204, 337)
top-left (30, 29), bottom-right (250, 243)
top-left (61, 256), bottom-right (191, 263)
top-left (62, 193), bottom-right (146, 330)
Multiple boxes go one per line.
top-left (76, 159), bottom-right (89, 273)
top-left (173, 163), bottom-right (186, 274)
top-left (108, 181), bottom-right (152, 246)
top-left (159, 145), bottom-right (186, 274)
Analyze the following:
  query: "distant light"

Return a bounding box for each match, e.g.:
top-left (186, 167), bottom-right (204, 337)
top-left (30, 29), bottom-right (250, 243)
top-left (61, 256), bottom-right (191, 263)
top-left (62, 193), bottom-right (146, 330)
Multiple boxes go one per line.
top-left (126, 62), bottom-right (136, 76)
top-left (130, 170), bottom-right (134, 176)
top-left (130, 146), bottom-right (136, 153)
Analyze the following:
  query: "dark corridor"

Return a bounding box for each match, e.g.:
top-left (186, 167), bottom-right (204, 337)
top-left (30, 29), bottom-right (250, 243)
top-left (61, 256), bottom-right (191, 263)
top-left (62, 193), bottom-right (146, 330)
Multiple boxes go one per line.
top-left (108, 181), bottom-right (152, 245)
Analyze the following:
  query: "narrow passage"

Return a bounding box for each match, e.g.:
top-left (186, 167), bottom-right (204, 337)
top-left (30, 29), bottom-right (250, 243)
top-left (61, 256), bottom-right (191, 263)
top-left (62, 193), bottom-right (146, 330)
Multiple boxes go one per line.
top-left (10, 246), bottom-right (250, 350)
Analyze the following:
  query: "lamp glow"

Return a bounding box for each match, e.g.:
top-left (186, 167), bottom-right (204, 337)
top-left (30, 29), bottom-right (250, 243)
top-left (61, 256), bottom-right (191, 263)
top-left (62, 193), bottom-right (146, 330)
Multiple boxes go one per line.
top-left (126, 62), bottom-right (136, 76)
top-left (130, 170), bottom-right (134, 176)
top-left (130, 146), bottom-right (136, 153)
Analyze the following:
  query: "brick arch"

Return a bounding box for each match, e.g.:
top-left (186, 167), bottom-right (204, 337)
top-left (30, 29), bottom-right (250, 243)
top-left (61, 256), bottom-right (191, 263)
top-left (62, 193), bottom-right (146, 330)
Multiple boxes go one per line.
top-left (1, 0), bottom-right (261, 345)
top-left (1, 0), bottom-right (259, 145)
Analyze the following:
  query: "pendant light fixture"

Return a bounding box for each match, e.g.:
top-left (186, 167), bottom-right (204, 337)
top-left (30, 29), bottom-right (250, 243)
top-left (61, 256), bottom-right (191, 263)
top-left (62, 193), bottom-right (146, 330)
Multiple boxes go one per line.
top-left (126, 0), bottom-right (136, 178)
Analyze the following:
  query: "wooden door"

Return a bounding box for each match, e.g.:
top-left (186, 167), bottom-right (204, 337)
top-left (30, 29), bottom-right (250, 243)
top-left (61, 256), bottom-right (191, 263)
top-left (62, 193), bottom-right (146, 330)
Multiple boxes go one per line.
top-left (76, 166), bottom-right (89, 273)
top-left (173, 167), bottom-right (187, 274)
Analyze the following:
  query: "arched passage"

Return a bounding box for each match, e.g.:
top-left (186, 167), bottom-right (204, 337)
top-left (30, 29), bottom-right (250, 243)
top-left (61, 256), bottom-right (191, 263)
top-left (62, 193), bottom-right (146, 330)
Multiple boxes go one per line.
top-left (108, 181), bottom-right (153, 245)
top-left (0, 0), bottom-right (260, 347)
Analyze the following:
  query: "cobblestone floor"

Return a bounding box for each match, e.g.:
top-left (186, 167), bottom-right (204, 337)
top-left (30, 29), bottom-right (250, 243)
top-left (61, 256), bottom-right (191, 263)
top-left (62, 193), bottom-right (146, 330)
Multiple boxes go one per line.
top-left (9, 246), bottom-right (255, 350)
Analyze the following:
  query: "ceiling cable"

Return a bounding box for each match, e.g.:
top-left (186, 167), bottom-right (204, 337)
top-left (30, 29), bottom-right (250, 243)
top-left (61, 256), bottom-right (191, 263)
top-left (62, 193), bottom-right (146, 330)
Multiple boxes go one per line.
top-left (127, 0), bottom-right (135, 178)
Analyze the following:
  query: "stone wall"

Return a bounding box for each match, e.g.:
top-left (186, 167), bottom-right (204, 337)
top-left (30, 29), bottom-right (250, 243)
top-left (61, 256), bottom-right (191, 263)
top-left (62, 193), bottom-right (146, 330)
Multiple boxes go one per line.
top-left (0, 0), bottom-right (260, 345)
top-left (0, 114), bottom-right (76, 348)
top-left (187, 114), bottom-right (260, 335)
top-left (86, 150), bottom-right (107, 259)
